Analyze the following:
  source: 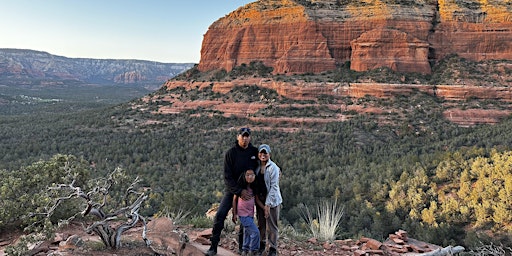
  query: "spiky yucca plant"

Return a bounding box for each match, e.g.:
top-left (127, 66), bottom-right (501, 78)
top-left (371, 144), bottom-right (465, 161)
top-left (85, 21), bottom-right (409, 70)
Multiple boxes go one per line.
top-left (300, 199), bottom-right (344, 241)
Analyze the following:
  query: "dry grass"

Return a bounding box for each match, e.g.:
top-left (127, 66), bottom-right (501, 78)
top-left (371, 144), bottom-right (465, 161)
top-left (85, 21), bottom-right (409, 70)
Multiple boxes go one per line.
top-left (300, 199), bottom-right (344, 241)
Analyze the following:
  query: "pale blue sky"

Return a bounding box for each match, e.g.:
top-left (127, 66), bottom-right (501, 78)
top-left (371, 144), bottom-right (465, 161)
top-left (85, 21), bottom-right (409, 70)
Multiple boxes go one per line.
top-left (0, 0), bottom-right (253, 63)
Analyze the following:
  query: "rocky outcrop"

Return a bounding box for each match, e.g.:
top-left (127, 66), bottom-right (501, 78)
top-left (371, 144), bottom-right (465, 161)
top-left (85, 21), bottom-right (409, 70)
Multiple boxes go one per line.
top-left (165, 78), bottom-right (512, 102)
top-left (350, 29), bottom-right (431, 74)
top-left (444, 108), bottom-right (511, 126)
top-left (114, 70), bottom-right (146, 84)
top-left (198, 0), bottom-right (512, 75)
top-left (160, 78), bottom-right (512, 126)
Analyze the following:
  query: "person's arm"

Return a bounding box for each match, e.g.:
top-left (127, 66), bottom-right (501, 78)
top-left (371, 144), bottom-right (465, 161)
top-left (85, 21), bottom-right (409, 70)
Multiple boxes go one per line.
top-left (232, 195), bottom-right (239, 224)
top-left (256, 195), bottom-right (269, 218)
top-left (224, 149), bottom-right (243, 196)
top-left (265, 164), bottom-right (281, 208)
top-left (255, 194), bottom-right (265, 210)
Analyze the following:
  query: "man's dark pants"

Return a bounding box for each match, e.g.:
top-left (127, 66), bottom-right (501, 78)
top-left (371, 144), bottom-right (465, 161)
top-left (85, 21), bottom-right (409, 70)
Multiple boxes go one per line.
top-left (210, 192), bottom-right (235, 247)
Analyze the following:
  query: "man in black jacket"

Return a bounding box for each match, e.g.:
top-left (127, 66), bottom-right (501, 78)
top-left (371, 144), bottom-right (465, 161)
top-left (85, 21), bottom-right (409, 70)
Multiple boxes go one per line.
top-left (206, 127), bottom-right (259, 256)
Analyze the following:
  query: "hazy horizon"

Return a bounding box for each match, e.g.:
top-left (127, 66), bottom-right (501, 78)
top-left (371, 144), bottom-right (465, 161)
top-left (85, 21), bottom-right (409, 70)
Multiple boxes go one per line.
top-left (0, 0), bottom-right (253, 63)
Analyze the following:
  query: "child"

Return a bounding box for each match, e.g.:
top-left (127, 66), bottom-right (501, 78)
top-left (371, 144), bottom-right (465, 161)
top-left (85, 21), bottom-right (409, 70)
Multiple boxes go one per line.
top-left (232, 169), bottom-right (264, 256)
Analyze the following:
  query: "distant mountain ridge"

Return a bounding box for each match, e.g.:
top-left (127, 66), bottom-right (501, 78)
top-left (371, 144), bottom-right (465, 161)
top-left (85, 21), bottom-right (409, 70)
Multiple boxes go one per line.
top-left (0, 48), bottom-right (194, 89)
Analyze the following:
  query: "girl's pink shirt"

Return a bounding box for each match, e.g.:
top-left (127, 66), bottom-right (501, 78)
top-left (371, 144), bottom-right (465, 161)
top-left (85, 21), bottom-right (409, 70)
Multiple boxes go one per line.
top-left (237, 187), bottom-right (255, 217)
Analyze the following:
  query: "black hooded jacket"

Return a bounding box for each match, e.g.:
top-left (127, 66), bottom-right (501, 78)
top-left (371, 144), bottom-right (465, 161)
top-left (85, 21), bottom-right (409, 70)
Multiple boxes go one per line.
top-left (223, 141), bottom-right (259, 196)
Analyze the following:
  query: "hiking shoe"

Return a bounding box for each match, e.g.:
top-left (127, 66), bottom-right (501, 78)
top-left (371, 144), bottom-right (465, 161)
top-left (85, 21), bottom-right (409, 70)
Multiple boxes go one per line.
top-left (268, 248), bottom-right (277, 256)
top-left (258, 243), bottom-right (266, 254)
top-left (205, 248), bottom-right (217, 256)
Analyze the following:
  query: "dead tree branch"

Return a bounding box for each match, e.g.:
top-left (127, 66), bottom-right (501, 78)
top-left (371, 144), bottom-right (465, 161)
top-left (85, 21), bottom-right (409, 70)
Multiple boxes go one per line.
top-left (417, 245), bottom-right (465, 256)
top-left (38, 168), bottom-right (150, 249)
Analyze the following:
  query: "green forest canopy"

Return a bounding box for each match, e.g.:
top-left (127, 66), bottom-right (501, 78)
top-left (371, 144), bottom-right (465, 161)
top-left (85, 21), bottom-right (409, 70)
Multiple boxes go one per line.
top-left (1, 104), bottom-right (511, 248)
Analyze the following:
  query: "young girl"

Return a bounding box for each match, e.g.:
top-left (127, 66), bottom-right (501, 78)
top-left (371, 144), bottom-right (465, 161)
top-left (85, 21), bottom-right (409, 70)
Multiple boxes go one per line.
top-left (232, 169), bottom-right (264, 256)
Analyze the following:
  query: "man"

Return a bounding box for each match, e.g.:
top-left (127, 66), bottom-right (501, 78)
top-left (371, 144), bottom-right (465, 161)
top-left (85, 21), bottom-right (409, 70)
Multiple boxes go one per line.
top-left (257, 144), bottom-right (282, 256)
top-left (206, 127), bottom-right (259, 256)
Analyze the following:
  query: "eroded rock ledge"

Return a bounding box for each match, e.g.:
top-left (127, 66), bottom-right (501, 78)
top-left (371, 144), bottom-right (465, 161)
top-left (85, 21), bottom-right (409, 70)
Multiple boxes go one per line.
top-left (158, 78), bottom-right (512, 126)
top-left (165, 78), bottom-right (512, 101)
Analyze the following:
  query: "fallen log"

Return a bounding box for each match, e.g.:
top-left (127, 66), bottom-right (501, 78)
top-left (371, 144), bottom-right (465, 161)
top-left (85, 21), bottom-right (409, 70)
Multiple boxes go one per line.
top-left (416, 245), bottom-right (465, 256)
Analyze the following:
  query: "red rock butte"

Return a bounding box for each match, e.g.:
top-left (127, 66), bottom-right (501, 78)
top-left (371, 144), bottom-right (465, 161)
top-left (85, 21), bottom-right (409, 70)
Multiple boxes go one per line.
top-left (198, 0), bottom-right (512, 75)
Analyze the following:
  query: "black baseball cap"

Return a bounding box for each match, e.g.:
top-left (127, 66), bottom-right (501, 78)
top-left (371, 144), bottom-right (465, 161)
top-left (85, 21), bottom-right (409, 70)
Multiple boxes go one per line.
top-left (238, 127), bottom-right (251, 136)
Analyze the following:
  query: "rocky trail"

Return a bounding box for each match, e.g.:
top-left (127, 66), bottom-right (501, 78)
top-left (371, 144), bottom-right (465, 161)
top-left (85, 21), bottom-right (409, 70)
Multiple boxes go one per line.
top-left (0, 218), bottom-right (464, 256)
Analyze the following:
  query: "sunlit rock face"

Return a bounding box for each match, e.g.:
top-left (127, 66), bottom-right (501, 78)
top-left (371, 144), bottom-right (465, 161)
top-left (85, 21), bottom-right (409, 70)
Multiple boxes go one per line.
top-left (198, 0), bottom-right (512, 75)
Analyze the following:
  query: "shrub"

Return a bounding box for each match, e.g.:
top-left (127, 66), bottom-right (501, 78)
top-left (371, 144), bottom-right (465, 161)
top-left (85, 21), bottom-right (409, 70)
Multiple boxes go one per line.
top-left (0, 154), bottom-right (90, 232)
top-left (184, 215), bottom-right (213, 228)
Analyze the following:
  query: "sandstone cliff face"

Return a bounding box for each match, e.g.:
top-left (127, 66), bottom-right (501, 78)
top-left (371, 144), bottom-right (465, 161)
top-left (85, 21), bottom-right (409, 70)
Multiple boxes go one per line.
top-left (198, 0), bottom-right (336, 74)
top-left (198, 0), bottom-right (512, 74)
top-left (350, 29), bottom-right (431, 73)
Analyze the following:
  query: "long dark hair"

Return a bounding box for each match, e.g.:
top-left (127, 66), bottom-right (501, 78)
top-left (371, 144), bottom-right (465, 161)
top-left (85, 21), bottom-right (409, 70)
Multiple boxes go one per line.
top-left (238, 169), bottom-right (266, 197)
top-left (238, 170), bottom-right (255, 187)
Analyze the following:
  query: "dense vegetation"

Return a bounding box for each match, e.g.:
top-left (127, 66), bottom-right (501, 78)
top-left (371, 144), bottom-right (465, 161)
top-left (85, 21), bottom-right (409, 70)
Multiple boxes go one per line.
top-left (0, 84), bottom-right (152, 115)
top-left (1, 57), bottom-right (512, 251)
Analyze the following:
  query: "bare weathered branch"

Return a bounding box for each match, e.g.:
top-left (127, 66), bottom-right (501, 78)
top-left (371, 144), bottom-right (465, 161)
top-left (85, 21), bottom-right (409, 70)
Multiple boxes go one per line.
top-left (417, 245), bottom-right (465, 256)
top-left (33, 168), bottom-right (150, 250)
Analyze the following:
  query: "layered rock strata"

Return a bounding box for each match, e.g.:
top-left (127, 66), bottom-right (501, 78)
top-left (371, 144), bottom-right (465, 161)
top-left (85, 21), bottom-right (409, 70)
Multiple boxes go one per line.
top-left (165, 78), bottom-right (512, 102)
top-left (161, 78), bottom-right (512, 126)
top-left (198, 0), bottom-right (512, 75)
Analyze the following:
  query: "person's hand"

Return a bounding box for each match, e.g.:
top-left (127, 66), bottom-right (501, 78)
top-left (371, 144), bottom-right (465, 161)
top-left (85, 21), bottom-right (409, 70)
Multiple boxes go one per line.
top-left (232, 214), bottom-right (238, 224)
top-left (241, 189), bottom-right (252, 201)
top-left (264, 205), bottom-right (270, 218)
